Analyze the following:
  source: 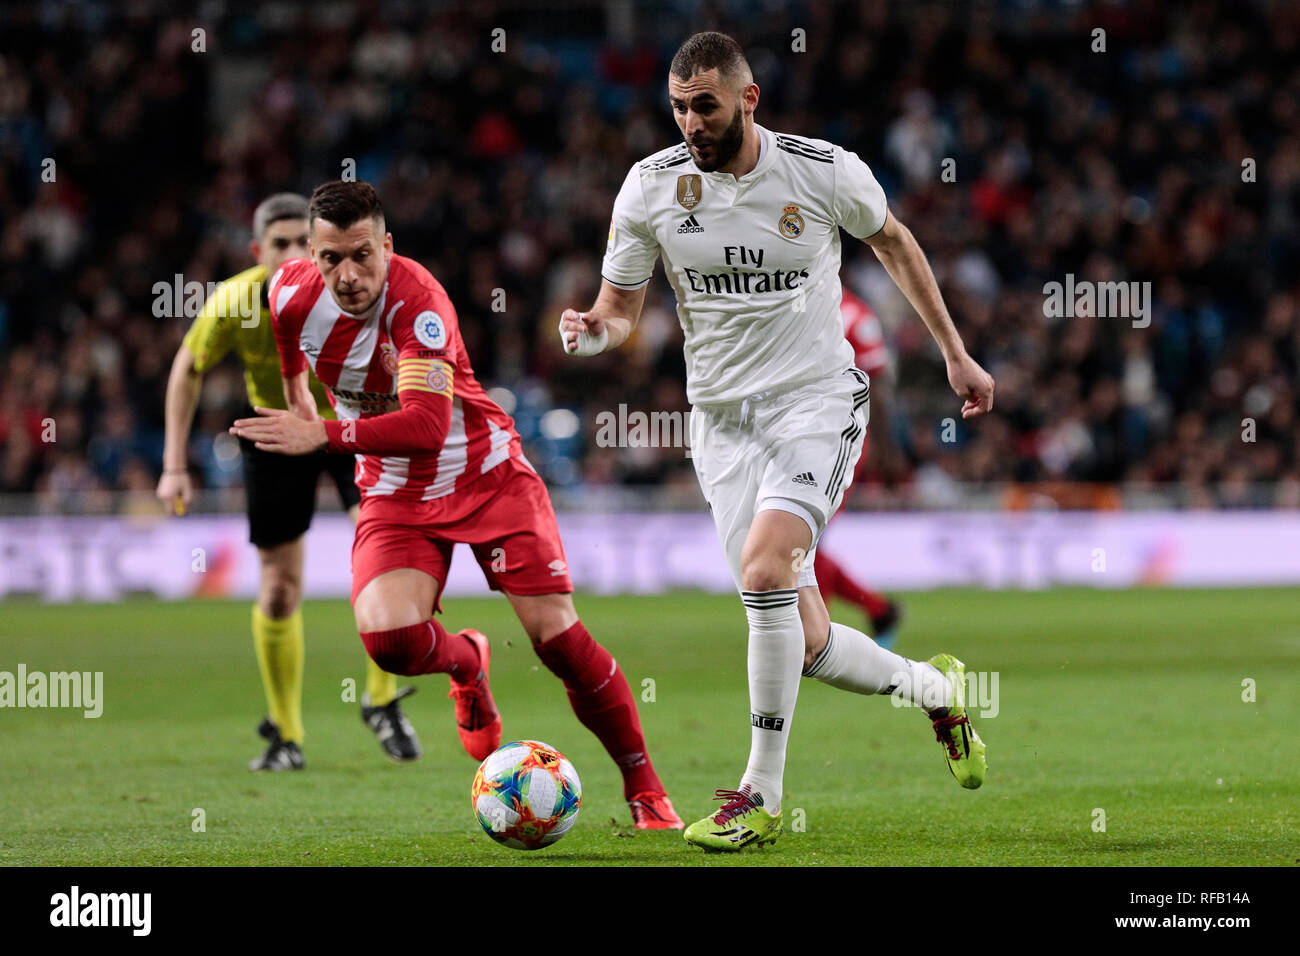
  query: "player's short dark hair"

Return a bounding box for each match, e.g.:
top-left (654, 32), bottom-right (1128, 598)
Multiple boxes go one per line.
top-left (307, 180), bottom-right (385, 234)
top-left (670, 32), bottom-right (752, 93)
top-left (252, 193), bottom-right (308, 239)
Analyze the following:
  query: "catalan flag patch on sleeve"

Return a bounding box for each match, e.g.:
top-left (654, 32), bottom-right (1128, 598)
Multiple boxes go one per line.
top-left (397, 358), bottom-right (454, 399)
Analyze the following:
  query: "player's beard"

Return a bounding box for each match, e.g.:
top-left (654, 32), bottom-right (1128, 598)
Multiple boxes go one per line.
top-left (690, 103), bottom-right (745, 173)
top-left (336, 287), bottom-right (379, 314)
top-left (333, 269), bottom-right (387, 315)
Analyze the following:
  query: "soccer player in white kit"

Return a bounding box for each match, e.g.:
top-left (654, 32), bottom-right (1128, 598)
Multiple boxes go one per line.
top-left (560, 32), bottom-right (993, 851)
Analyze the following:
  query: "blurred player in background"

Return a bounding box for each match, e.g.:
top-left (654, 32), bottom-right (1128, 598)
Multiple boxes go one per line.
top-left (561, 32), bottom-right (992, 851)
top-left (158, 193), bottom-right (421, 771)
top-left (232, 181), bottom-right (681, 829)
top-left (814, 285), bottom-right (903, 649)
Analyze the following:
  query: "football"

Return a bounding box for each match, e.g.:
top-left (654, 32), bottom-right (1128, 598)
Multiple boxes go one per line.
top-left (471, 740), bottom-right (582, 850)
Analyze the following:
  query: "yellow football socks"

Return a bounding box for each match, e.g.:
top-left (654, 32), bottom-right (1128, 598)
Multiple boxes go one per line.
top-left (366, 657), bottom-right (398, 707)
top-left (252, 605), bottom-right (305, 744)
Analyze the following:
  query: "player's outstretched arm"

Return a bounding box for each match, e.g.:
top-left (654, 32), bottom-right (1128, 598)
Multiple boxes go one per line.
top-left (864, 211), bottom-right (994, 418)
top-left (559, 279), bottom-right (648, 356)
top-left (231, 384), bottom-right (452, 458)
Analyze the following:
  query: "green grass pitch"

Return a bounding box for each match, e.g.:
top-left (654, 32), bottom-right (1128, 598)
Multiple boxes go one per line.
top-left (1, 588), bottom-right (1296, 866)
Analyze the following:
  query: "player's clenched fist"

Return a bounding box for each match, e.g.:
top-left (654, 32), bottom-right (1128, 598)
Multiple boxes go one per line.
top-left (558, 309), bottom-right (609, 356)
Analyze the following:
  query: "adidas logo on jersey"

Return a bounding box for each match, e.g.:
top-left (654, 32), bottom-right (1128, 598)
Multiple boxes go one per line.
top-left (792, 472), bottom-right (818, 486)
top-left (677, 214), bottom-right (704, 234)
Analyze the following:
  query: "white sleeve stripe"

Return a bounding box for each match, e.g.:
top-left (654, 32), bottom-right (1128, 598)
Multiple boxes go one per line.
top-left (639, 145), bottom-right (690, 170)
top-left (775, 133), bottom-right (833, 159)
top-left (776, 139), bottom-right (833, 163)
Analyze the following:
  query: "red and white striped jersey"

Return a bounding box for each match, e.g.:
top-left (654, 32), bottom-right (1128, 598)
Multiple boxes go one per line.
top-left (841, 287), bottom-right (889, 377)
top-left (268, 254), bottom-right (521, 501)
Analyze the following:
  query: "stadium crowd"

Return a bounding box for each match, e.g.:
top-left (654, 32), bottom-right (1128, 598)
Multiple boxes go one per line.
top-left (1, 0), bottom-right (1297, 511)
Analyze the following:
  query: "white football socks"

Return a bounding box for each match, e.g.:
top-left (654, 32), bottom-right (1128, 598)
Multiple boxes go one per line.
top-left (804, 621), bottom-right (951, 711)
top-left (738, 588), bottom-right (803, 813)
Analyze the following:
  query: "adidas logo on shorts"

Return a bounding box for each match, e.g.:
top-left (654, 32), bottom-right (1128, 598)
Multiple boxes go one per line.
top-left (677, 214), bottom-right (704, 234)
top-left (792, 472), bottom-right (817, 486)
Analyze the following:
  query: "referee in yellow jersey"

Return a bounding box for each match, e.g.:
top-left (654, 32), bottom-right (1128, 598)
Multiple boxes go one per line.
top-left (157, 193), bottom-right (422, 770)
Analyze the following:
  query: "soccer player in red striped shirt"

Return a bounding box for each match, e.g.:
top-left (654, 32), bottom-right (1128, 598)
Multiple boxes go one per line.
top-left (231, 181), bottom-right (680, 830)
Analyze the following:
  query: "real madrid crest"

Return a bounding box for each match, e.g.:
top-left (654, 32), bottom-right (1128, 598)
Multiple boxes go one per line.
top-left (779, 203), bottom-right (806, 240)
top-left (676, 174), bottom-right (702, 210)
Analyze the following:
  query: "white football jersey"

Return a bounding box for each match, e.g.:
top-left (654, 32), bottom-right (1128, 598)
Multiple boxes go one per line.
top-left (602, 122), bottom-right (889, 404)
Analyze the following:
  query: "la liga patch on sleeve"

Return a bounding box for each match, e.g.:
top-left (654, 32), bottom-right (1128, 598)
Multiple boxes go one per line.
top-left (412, 311), bottom-right (447, 350)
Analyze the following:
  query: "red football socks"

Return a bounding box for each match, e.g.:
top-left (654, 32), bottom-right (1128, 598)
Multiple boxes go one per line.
top-left (534, 621), bottom-right (663, 799)
top-left (814, 550), bottom-right (891, 620)
top-left (360, 620), bottom-right (480, 680)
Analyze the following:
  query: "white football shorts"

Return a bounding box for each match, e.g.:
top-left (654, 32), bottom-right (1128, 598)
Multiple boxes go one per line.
top-left (689, 366), bottom-right (870, 591)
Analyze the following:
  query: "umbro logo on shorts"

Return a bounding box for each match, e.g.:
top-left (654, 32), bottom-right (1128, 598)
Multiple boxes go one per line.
top-left (548, 559), bottom-right (568, 576)
top-left (677, 214), bottom-right (704, 234)
top-left (792, 471), bottom-right (818, 486)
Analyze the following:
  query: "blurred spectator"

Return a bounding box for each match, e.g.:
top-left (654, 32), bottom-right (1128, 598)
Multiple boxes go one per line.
top-left (0, 0), bottom-right (1297, 511)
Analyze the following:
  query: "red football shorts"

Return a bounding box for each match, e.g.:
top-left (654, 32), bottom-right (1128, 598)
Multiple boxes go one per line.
top-left (350, 455), bottom-right (573, 609)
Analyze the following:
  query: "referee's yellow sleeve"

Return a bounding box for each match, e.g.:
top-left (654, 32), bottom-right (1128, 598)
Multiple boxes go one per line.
top-left (181, 287), bottom-right (237, 373)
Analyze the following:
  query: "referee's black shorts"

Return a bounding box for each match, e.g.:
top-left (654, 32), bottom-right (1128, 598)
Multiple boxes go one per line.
top-left (239, 432), bottom-right (361, 550)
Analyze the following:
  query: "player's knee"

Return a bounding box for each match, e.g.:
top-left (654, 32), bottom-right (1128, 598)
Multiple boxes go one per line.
top-left (527, 616), bottom-right (577, 646)
top-left (525, 601), bottom-right (579, 645)
top-left (740, 554), bottom-right (795, 593)
top-left (259, 578), bottom-right (300, 619)
top-left (509, 593), bottom-right (579, 646)
top-left (524, 621), bottom-right (553, 646)
top-left (353, 605), bottom-right (410, 641)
